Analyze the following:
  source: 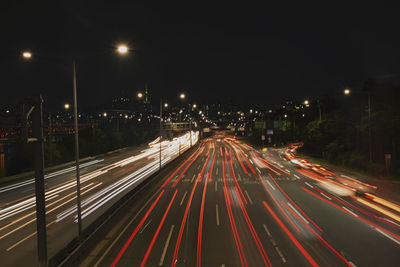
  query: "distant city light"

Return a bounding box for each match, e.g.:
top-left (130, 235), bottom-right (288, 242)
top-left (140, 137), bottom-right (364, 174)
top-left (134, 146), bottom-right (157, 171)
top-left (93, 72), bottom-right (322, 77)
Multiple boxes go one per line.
top-left (124, 114), bottom-right (128, 119)
top-left (164, 103), bottom-right (168, 108)
top-left (344, 88), bottom-right (351, 95)
top-left (103, 112), bottom-right (107, 117)
top-left (179, 93), bottom-right (186, 99)
top-left (304, 100), bottom-right (309, 105)
top-left (192, 104), bottom-right (197, 108)
top-left (64, 103), bottom-right (70, 110)
top-left (22, 51), bottom-right (32, 59)
top-left (137, 92), bottom-right (143, 98)
top-left (117, 44), bottom-right (128, 54)
top-left (284, 114), bottom-right (288, 118)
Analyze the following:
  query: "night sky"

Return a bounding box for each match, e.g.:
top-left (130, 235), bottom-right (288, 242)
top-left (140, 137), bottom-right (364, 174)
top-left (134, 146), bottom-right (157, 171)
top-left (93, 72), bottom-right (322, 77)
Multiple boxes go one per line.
top-left (1, 2), bottom-right (400, 110)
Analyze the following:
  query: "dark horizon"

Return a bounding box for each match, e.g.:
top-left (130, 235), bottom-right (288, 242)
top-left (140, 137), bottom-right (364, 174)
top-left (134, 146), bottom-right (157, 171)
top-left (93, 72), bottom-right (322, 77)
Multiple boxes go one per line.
top-left (1, 2), bottom-right (400, 110)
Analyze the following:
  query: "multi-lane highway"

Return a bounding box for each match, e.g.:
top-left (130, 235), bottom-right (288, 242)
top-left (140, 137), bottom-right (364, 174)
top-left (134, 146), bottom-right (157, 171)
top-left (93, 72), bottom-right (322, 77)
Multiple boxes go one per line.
top-left (0, 131), bottom-right (199, 266)
top-left (68, 135), bottom-right (400, 267)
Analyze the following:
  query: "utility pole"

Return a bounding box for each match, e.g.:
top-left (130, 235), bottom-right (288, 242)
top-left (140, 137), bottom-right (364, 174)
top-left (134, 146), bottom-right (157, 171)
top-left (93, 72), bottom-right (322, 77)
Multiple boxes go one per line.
top-left (21, 95), bottom-right (48, 267)
top-left (72, 60), bottom-right (83, 238)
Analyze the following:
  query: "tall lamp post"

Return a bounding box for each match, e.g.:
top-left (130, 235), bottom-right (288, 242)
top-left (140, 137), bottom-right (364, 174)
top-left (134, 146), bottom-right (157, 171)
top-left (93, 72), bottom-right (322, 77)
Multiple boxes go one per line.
top-left (344, 88), bottom-right (372, 163)
top-left (179, 92), bottom-right (194, 148)
top-left (23, 44), bottom-right (129, 244)
top-left (304, 99), bottom-right (321, 121)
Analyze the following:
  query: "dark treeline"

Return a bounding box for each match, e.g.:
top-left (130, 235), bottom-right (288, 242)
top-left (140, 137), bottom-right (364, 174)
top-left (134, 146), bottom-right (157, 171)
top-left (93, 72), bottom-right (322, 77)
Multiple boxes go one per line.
top-left (3, 119), bottom-right (158, 177)
top-left (250, 79), bottom-right (400, 178)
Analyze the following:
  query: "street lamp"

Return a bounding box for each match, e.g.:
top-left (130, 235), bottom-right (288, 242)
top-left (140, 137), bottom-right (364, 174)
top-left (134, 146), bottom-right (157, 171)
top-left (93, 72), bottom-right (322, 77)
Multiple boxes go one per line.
top-left (344, 88), bottom-right (372, 163)
top-left (21, 43), bottom-right (129, 264)
top-left (137, 92), bottom-right (143, 99)
top-left (304, 100), bottom-right (309, 105)
top-left (179, 93), bottom-right (186, 100)
top-left (164, 103), bottom-right (168, 108)
top-left (117, 44), bottom-right (128, 54)
top-left (22, 51), bottom-right (32, 59)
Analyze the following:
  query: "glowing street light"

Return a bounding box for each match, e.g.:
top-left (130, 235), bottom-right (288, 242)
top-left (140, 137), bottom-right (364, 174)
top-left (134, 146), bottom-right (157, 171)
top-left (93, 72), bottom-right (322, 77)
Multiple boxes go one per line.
top-left (284, 114), bottom-right (288, 118)
top-left (117, 44), bottom-right (128, 54)
top-left (22, 51), bottom-right (32, 59)
top-left (304, 100), bottom-right (309, 105)
top-left (103, 112), bottom-right (107, 117)
top-left (344, 88), bottom-right (351, 95)
top-left (192, 104), bottom-right (197, 108)
top-left (179, 93), bottom-right (186, 99)
top-left (164, 103), bottom-right (168, 108)
top-left (137, 92), bottom-right (143, 99)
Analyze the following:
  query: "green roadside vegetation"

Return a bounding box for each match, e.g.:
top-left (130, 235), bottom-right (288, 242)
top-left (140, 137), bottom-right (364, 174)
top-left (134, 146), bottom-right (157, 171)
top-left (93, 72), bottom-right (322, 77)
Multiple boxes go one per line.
top-left (247, 78), bottom-right (400, 180)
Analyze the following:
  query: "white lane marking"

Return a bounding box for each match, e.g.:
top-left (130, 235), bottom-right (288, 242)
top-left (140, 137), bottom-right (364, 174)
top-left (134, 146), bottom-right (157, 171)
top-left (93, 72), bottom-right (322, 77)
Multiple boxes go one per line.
top-left (305, 182), bottom-right (314, 188)
top-left (320, 192), bottom-right (332, 201)
top-left (140, 219), bottom-right (152, 234)
top-left (180, 191), bottom-right (188, 206)
top-left (342, 206), bottom-right (359, 218)
top-left (215, 181), bottom-right (218, 192)
top-left (191, 174), bottom-right (196, 183)
top-left (266, 180), bottom-right (275, 190)
top-left (263, 224), bottom-right (277, 246)
top-left (216, 204), bottom-right (220, 226)
top-left (285, 169), bottom-right (291, 173)
top-left (287, 202), bottom-right (309, 224)
top-left (375, 228), bottom-right (400, 246)
top-left (263, 224), bottom-right (272, 237)
top-left (275, 247), bottom-right (287, 263)
top-left (159, 225), bottom-right (175, 266)
top-left (244, 190), bottom-right (253, 205)
top-left (294, 174), bottom-right (300, 179)
top-left (256, 167), bottom-right (261, 174)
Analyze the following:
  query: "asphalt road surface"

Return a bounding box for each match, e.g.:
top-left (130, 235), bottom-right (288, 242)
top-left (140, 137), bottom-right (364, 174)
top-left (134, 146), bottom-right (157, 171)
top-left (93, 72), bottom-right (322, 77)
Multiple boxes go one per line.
top-left (0, 132), bottom-right (198, 266)
top-left (64, 135), bottom-right (400, 267)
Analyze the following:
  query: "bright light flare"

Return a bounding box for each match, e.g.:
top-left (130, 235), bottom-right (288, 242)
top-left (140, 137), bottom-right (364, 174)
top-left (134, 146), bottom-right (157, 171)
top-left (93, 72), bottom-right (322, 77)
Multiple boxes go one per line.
top-left (117, 44), bottom-right (128, 54)
top-left (22, 51), bottom-right (32, 59)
